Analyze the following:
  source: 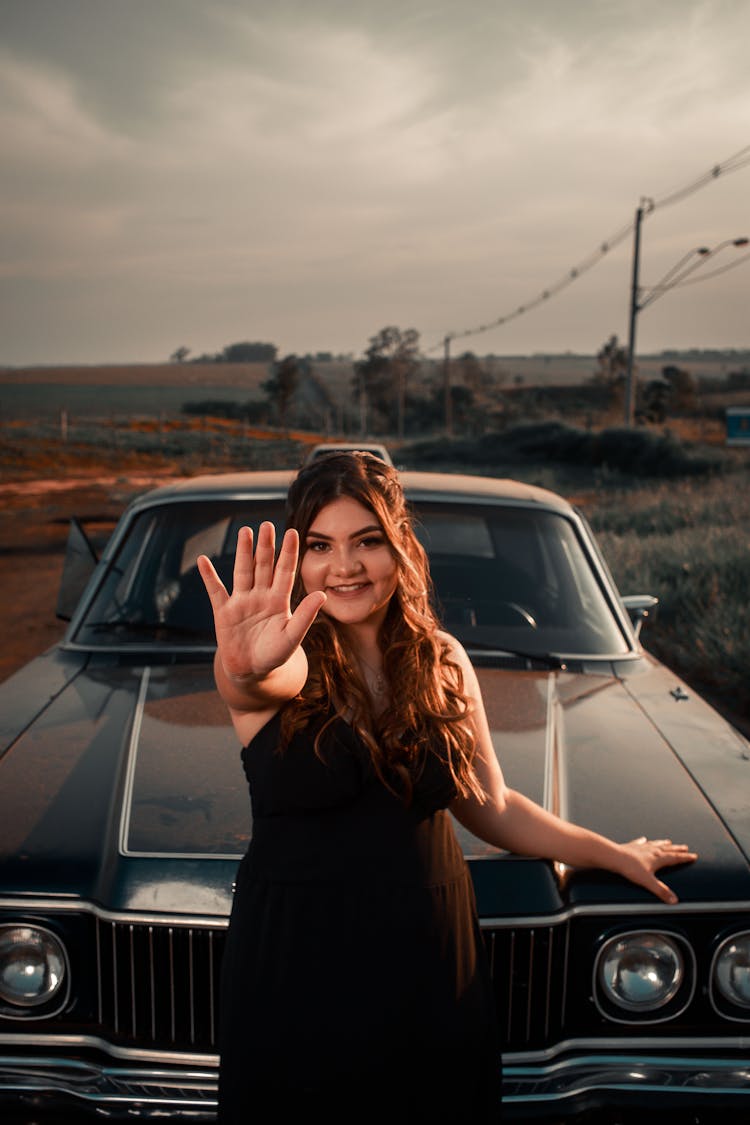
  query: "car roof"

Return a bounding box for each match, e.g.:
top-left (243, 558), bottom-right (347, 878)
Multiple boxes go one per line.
top-left (130, 469), bottom-right (574, 516)
top-left (304, 442), bottom-right (394, 465)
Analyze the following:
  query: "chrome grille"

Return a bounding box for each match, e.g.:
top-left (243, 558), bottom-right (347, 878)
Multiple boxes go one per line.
top-left (94, 917), bottom-right (568, 1054)
top-left (484, 922), bottom-right (570, 1049)
top-left (95, 918), bottom-right (225, 1051)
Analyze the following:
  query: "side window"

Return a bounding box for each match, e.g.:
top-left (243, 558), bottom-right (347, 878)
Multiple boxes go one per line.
top-left (181, 520), bottom-right (232, 575)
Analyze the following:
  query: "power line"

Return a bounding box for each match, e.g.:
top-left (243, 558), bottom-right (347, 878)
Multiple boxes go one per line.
top-left (432, 217), bottom-right (634, 350)
top-left (430, 144), bottom-right (750, 354)
top-left (651, 144), bottom-right (750, 210)
top-left (659, 249), bottom-right (750, 289)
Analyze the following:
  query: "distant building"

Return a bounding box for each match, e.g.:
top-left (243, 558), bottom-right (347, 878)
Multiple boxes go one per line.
top-left (726, 407), bottom-right (750, 445)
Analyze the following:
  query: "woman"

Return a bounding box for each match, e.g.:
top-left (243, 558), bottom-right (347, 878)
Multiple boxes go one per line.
top-left (198, 451), bottom-right (695, 1124)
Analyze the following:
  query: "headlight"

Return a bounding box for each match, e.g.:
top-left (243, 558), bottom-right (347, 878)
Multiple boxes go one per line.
top-left (713, 932), bottom-right (750, 1010)
top-left (0, 925), bottom-right (67, 1010)
top-left (596, 931), bottom-right (686, 1015)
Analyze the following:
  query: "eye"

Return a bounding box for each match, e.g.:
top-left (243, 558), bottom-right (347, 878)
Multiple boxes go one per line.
top-left (359, 535), bottom-right (385, 549)
top-left (306, 540), bottom-right (330, 553)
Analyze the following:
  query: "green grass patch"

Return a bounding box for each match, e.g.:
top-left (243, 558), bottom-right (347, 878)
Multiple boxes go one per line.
top-left (587, 470), bottom-right (750, 727)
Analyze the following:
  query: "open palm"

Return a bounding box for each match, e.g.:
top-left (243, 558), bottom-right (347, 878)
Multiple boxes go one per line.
top-left (197, 521), bottom-right (326, 681)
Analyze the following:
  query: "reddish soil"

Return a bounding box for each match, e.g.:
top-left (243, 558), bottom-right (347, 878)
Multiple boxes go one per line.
top-left (0, 438), bottom-right (187, 684)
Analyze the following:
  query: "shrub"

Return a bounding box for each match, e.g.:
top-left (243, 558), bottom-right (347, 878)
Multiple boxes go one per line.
top-left (405, 422), bottom-right (726, 478)
top-left (591, 473), bottom-right (750, 726)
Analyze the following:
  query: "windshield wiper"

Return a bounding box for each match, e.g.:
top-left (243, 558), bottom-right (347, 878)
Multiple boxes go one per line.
top-left (84, 620), bottom-right (212, 640)
top-left (463, 641), bottom-right (568, 670)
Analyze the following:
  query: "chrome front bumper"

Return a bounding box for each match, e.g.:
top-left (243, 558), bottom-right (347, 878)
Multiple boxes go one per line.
top-left (0, 1055), bottom-right (218, 1119)
top-left (503, 1052), bottom-right (750, 1113)
top-left (2, 1051), bottom-right (750, 1118)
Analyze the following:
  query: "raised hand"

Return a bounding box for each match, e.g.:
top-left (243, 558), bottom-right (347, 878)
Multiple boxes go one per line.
top-left (197, 522), bottom-right (326, 684)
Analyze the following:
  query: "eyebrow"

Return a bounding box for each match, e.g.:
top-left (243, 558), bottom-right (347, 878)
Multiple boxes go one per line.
top-left (305, 524), bottom-right (383, 542)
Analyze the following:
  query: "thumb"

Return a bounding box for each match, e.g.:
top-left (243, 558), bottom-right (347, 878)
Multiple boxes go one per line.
top-left (286, 591), bottom-right (327, 646)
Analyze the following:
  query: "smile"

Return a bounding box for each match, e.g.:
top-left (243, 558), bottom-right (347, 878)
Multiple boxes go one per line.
top-left (328, 582), bottom-right (370, 594)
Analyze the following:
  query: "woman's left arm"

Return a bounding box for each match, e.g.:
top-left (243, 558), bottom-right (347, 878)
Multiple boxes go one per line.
top-left (448, 640), bottom-right (697, 904)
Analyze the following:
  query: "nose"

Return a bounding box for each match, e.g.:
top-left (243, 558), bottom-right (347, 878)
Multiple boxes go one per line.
top-left (330, 545), bottom-right (362, 576)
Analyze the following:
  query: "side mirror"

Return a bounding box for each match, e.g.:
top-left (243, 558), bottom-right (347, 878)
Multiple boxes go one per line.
top-left (56, 518), bottom-right (98, 621)
top-left (621, 593), bottom-right (659, 638)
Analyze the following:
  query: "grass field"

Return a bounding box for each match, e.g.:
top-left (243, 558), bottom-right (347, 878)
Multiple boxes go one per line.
top-left (588, 473), bottom-right (750, 729)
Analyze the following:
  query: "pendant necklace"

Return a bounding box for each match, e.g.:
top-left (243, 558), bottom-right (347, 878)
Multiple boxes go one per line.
top-left (358, 656), bottom-right (387, 696)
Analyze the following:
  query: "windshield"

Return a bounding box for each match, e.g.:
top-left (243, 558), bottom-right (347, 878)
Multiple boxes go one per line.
top-left (75, 500), bottom-right (286, 647)
top-left (413, 502), bottom-right (629, 656)
top-left (73, 498), bottom-right (630, 657)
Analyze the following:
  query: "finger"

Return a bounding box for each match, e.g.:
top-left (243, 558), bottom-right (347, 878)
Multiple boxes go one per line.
top-left (232, 526), bottom-right (255, 590)
top-left (654, 846), bottom-right (698, 867)
top-left (197, 554), bottom-right (230, 609)
top-left (284, 590), bottom-right (326, 648)
top-left (650, 877), bottom-right (679, 905)
top-left (271, 529), bottom-right (300, 596)
top-left (252, 521), bottom-right (277, 589)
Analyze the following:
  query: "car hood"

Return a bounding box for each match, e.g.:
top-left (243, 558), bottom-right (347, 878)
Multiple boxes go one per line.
top-left (0, 656), bottom-right (244, 918)
top-left (1, 653), bottom-right (749, 918)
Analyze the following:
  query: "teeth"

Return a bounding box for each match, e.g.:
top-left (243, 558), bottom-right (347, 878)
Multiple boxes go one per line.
top-left (331, 583), bottom-right (367, 592)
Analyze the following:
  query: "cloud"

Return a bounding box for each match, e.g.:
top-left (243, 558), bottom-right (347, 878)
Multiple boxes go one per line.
top-left (1, 0), bottom-right (749, 363)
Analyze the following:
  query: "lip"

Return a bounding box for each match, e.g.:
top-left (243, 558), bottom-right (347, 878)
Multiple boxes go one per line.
top-left (327, 581), bottom-right (371, 596)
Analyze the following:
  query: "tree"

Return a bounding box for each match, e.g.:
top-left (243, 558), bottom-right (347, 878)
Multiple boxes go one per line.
top-left (264, 353), bottom-right (314, 427)
top-left (661, 364), bottom-right (696, 412)
top-left (263, 354), bottom-right (299, 428)
top-left (638, 379), bottom-right (671, 424)
top-left (170, 346), bottom-right (191, 363)
top-left (591, 334), bottom-right (629, 411)
top-left (593, 335), bottom-right (628, 386)
top-left (353, 326), bottom-right (421, 436)
top-left (456, 351), bottom-right (492, 395)
top-left (447, 384), bottom-right (476, 432)
top-left (222, 341), bottom-right (278, 363)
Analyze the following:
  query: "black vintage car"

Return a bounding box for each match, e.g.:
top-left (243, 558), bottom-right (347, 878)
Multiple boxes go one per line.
top-left (1, 468), bottom-right (749, 1120)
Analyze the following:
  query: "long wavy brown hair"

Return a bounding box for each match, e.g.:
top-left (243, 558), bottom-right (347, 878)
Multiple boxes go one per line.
top-left (279, 451), bottom-right (484, 805)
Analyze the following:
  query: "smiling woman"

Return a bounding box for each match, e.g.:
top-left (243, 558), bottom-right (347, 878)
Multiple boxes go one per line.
top-left (5, 455), bottom-right (750, 1122)
top-left (194, 450), bottom-right (695, 1125)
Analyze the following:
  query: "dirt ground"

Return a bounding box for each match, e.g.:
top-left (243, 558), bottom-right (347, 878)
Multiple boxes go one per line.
top-left (0, 440), bottom-right (188, 684)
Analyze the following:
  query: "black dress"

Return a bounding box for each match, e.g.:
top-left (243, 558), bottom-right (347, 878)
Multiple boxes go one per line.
top-left (218, 708), bottom-right (501, 1124)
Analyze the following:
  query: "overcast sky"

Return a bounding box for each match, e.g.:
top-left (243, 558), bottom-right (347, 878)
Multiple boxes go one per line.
top-left (1, 0), bottom-right (749, 366)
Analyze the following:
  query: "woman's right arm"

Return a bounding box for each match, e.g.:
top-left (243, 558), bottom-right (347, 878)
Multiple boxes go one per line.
top-left (197, 521), bottom-right (326, 744)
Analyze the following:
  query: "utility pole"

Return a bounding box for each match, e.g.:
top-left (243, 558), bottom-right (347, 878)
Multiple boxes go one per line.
top-left (358, 369), bottom-right (367, 436)
top-left (443, 335), bottom-right (452, 437)
top-left (397, 358), bottom-right (405, 440)
top-left (624, 204), bottom-right (645, 426)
